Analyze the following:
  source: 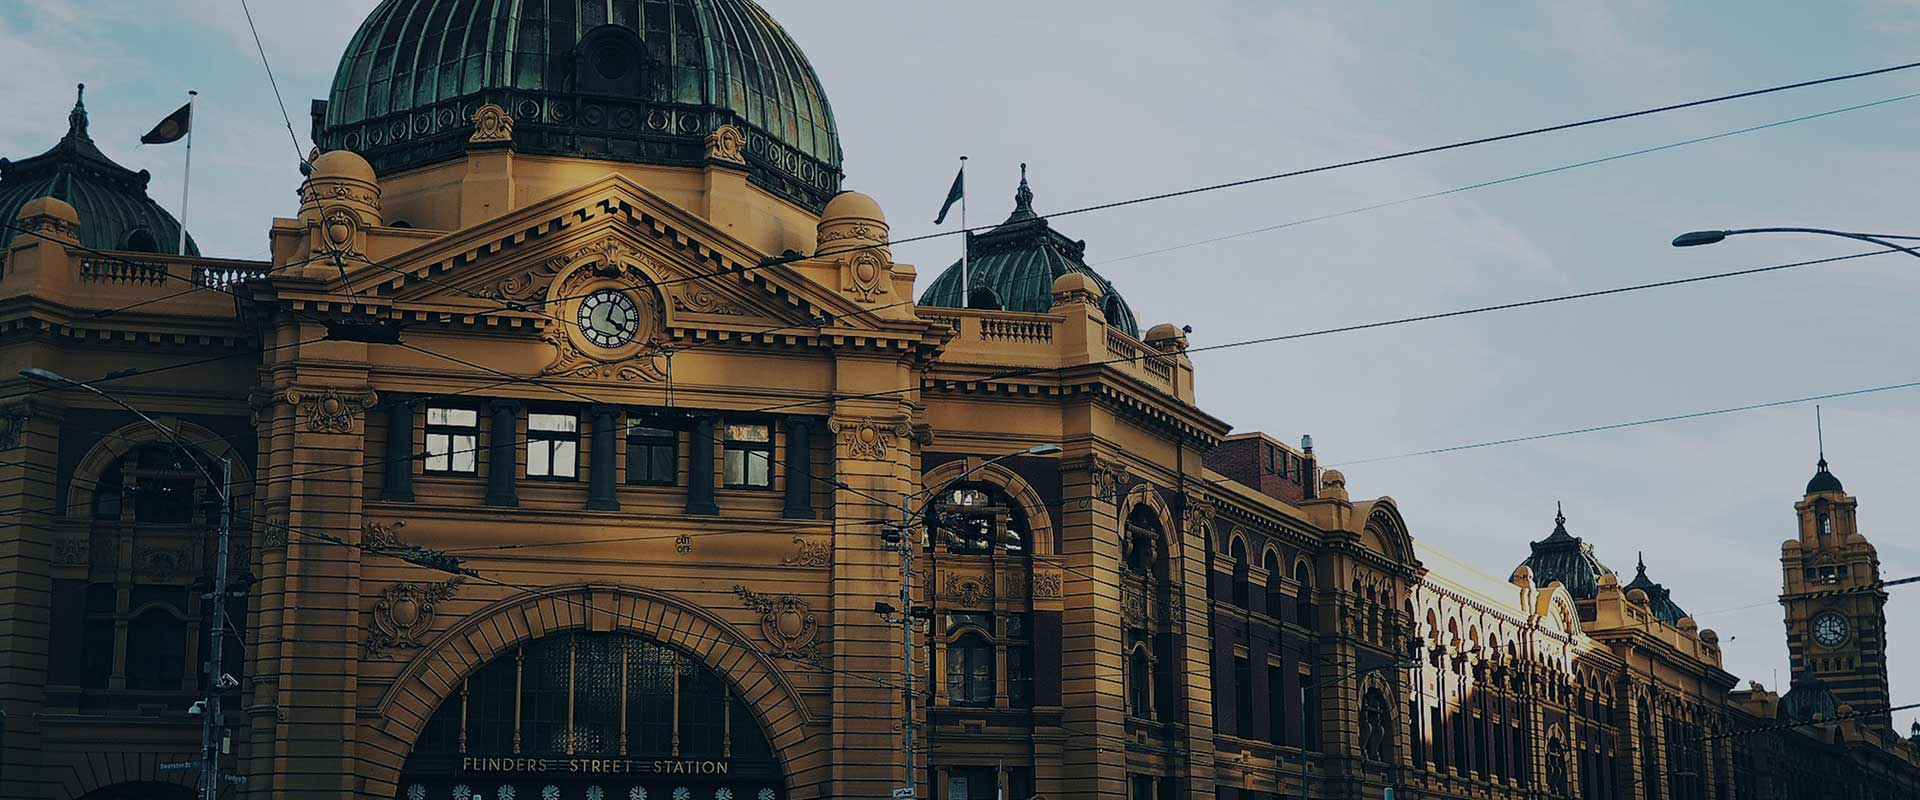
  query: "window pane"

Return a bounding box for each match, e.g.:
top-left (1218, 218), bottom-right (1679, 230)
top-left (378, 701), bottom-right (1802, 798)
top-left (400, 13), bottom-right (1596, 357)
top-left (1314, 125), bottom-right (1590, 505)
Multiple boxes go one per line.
top-left (427, 407), bottom-right (451, 425)
top-left (530, 413), bottom-right (577, 433)
top-left (726, 423), bottom-right (770, 443)
top-left (528, 441), bottom-right (551, 476)
top-left (747, 451), bottom-right (770, 486)
top-left (425, 433), bottom-right (450, 472)
top-left (451, 435), bottom-right (476, 473)
top-left (126, 609), bottom-right (186, 690)
top-left (628, 425), bottom-right (673, 440)
top-left (552, 441), bottom-right (577, 477)
top-left (724, 450), bottom-right (745, 485)
top-left (650, 446), bottom-right (675, 483)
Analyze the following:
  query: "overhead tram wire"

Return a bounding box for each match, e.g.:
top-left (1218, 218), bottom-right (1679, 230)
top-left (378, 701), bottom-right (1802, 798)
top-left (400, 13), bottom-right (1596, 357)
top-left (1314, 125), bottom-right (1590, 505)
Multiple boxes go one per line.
top-left (464, 58), bottom-right (1920, 318)
top-left (237, 0), bottom-right (310, 169)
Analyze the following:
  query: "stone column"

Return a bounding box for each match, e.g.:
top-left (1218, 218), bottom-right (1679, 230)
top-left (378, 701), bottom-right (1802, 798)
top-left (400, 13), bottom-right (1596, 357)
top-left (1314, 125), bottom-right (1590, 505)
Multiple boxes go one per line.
top-left (1057, 452), bottom-right (1129, 800)
top-left (782, 417), bottom-right (815, 520)
top-left (0, 398), bottom-right (61, 799)
top-left (587, 405), bottom-right (621, 511)
top-left (484, 399), bottom-right (519, 507)
top-left (1171, 489), bottom-right (1220, 800)
top-left (685, 412), bottom-right (719, 516)
top-left (379, 396), bottom-right (414, 502)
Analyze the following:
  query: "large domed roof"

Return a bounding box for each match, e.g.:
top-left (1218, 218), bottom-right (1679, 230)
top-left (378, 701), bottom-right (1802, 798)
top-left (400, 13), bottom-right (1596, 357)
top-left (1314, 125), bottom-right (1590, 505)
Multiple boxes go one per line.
top-left (919, 168), bottom-right (1140, 337)
top-left (0, 85), bottom-right (197, 256)
top-left (317, 0), bottom-right (842, 210)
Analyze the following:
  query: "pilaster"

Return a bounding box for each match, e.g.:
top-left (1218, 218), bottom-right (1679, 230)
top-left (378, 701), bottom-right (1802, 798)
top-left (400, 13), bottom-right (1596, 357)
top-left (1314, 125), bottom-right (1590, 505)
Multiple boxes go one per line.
top-left (0, 398), bottom-right (61, 799)
top-left (1057, 452), bottom-right (1127, 800)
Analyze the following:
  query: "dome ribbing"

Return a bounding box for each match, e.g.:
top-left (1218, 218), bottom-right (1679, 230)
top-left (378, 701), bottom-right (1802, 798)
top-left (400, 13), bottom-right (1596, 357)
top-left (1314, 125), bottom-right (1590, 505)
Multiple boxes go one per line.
top-left (0, 85), bottom-right (197, 256)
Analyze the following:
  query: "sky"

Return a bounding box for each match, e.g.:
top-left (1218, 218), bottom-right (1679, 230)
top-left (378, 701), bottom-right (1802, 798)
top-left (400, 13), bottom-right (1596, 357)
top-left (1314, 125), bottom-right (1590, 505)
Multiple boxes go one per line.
top-left (3, 1), bottom-right (1916, 732)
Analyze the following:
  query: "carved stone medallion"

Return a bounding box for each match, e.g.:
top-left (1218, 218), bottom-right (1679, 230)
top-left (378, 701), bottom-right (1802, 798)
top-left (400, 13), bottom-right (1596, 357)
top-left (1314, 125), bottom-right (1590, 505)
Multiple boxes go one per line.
top-left (469, 103), bottom-right (514, 144)
top-left (943, 572), bottom-right (994, 608)
top-left (831, 418), bottom-right (911, 461)
top-left (704, 124), bottom-right (747, 165)
top-left (368, 577), bottom-right (464, 658)
top-left (733, 585), bottom-right (822, 664)
top-left (286, 387), bottom-right (378, 434)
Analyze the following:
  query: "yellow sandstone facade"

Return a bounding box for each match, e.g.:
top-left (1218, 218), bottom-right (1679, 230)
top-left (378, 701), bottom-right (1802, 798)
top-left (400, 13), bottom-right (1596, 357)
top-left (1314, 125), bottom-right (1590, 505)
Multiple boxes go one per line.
top-left (0, 3), bottom-right (1917, 800)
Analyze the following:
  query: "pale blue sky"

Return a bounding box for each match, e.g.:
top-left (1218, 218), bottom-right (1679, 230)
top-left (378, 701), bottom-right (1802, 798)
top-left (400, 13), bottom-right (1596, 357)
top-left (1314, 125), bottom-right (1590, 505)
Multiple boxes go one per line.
top-left (4, 1), bottom-right (1916, 730)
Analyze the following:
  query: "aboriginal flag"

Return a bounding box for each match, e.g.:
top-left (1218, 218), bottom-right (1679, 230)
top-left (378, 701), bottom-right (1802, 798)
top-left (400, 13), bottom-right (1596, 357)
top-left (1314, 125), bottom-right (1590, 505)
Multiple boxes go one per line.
top-left (140, 102), bottom-right (193, 145)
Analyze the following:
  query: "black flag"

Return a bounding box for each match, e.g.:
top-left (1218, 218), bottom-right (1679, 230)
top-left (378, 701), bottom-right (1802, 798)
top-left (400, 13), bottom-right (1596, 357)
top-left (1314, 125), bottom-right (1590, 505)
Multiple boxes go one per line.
top-left (934, 166), bottom-right (964, 224)
top-left (140, 102), bottom-right (193, 145)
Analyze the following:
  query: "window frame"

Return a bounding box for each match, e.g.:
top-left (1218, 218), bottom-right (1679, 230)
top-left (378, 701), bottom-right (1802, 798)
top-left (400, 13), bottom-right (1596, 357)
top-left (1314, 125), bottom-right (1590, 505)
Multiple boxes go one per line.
top-left (623, 418), bottom-right (681, 486)
top-left (524, 409), bottom-right (581, 481)
top-left (722, 418), bottom-right (775, 490)
top-left (946, 632), bottom-right (995, 707)
top-left (424, 404), bottom-right (481, 475)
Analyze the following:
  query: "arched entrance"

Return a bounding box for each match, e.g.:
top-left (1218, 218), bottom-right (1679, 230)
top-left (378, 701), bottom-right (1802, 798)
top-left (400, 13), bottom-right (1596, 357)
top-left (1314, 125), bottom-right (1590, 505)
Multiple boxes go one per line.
top-left (396, 629), bottom-right (785, 800)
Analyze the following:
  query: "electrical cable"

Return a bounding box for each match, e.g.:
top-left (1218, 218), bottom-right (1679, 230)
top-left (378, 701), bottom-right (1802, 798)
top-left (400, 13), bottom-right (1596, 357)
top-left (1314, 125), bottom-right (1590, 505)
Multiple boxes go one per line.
top-left (237, 0), bottom-right (309, 169)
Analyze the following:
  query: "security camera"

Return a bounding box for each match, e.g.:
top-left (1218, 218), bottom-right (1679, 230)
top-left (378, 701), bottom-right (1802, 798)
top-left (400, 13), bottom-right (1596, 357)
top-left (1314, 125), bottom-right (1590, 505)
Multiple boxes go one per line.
top-left (188, 700), bottom-right (207, 716)
top-left (217, 673), bottom-right (239, 690)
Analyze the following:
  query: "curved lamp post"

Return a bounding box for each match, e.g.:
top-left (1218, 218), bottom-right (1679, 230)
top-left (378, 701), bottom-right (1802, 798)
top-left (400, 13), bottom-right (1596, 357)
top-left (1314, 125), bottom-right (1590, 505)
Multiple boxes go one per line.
top-left (880, 443), bottom-right (1062, 800)
top-left (1672, 227), bottom-right (1920, 259)
top-left (20, 367), bottom-right (235, 800)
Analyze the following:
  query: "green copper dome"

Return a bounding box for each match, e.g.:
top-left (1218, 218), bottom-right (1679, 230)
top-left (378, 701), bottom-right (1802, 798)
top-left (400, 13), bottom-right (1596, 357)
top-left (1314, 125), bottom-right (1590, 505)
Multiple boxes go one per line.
top-left (0, 85), bottom-right (197, 256)
top-left (919, 168), bottom-right (1140, 338)
top-left (1517, 505), bottom-right (1615, 601)
top-left (318, 0), bottom-right (841, 210)
top-left (1622, 553), bottom-right (1689, 626)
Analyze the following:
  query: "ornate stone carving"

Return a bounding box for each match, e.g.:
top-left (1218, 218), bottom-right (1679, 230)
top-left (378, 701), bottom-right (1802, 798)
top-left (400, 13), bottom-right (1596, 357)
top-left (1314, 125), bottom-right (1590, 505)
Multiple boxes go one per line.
top-left (943, 572), bottom-right (994, 607)
top-left (469, 103), bottom-right (514, 144)
top-left (480, 255), bottom-right (567, 303)
top-left (1087, 456), bottom-right (1129, 504)
top-left (704, 124), bottom-right (747, 165)
top-left (831, 418), bottom-right (911, 461)
top-left (286, 386), bottom-right (377, 434)
top-left (1031, 569), bottom-right (1063, 598)
top-left (838, 251), bottom-right (890, 303)
top-left (137, 545), bottom-right (186, 580)
top-left (52, 537), bottom-right (89, 566)
top-left (733, 585), bottom-right (822, 664)
top-left (319, 207), bottom-right (362, 265)
top-left (260, 516), bottom-right (288, 549)
top-left (671, 287), bottom-right (750, 316)
top-left (1182, 494), bottom-right (1218, 537)
top-left (362, 520), bottom-right (406, 549)
top-left (1121, 579), bottom-right (1149, 629)
top-left (1001, 569), bottom-right (1028, 600)
top-left (781, 537), bottom-right (831, 568)
top-left (368, 577), bottom-right (464, 658)
top-left (539, 325), bottom-right (667, 382)
top-left (0, 405), bottom-right (26, 450)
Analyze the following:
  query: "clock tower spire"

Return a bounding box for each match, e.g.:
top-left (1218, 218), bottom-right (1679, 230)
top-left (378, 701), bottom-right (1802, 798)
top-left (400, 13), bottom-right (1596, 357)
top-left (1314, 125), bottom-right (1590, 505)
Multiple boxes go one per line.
top-left (1780, 447), bottom-right (1893, 734)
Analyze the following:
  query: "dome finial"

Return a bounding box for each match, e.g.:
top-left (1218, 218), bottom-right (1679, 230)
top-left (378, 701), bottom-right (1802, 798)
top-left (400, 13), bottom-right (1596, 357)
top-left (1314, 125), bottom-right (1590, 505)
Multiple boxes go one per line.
top-left (1636, 551), bottom-right (1647, 577)
top-left (1009, 162), bottom-right (1036, 220)
top-left (66, 82), bottom-right (90, 141)
top-left (1555, 501), bottom-right (1565, 528)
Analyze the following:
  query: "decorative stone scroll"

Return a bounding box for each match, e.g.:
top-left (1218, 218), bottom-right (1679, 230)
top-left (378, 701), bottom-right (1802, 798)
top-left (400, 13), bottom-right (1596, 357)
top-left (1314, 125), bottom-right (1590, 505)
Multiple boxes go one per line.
top-left (671, 288), bottom-right (750, 317)
top-left (469, 103), bottom-right (514, 144)
top-left (1182, 494), bottom-right (1218, 537)
top-left (780, 537), bottom-right (831, 568)
top-left (831, 418), bottom-right (912, 461)
top-left (52, 537), bottom-right (89, 567)
top-left (137, 545), bottom-right (186, 580)
top-left (368, 577), bottom-right (465, 658)
top-left (260, 515), bottom-right (289, 549)
top-left (1086, 456), bottom-right (1129, 505)
top-left (943, 572), bottom-right (994, 607)
top-left (704, 124), bottom-right (747, 165)
top-left (480, 255), bottom-right (566, 303)
top-left (0, 405), bottom-right (26, 450)
top-left (1031, 569), bottom-right (1063, 598)
top-left (286, 386), bottom-right (378, 434)
top-left (362, 520), bottom-right (406, 549)
top-left (733, 585), bottom-right (823, 665)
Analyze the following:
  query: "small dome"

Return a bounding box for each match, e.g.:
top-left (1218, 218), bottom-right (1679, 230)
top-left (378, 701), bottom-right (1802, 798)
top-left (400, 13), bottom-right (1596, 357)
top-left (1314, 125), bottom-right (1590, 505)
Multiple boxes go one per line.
top-left (1050, 271), bottom-right (1101, 299)
top-left (309, 149), bottom-right (376, 183)
top-left (919, 165), bottom-right (1140, 336)
top-left (0, 84), bottom-right (197, 255)
top-left (1623, 552), bottom-right (1690, 625)
top-left (1144, 322), bottom-right (1182, 342)
top-left (1781, 677), bottom-right (1840, 722)
top-left (1807, 457), bottom-right (1844, 494)
top-left (1517, 504), bottom-right (1616, 601)
top-left (822, 190), bottom-right (884, 223)
top-left (320, 0), bottom-right (842, 210)
top-left (16, 195), bottom-right (78, 225)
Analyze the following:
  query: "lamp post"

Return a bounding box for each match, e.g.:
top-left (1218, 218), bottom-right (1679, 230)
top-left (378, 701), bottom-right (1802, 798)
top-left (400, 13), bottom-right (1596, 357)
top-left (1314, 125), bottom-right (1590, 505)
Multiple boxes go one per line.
top-left (21, 368), bottom-right (234, 800)
top-left (883, 443), bottom-right (1062, 800)
top-left (1671, 227), bottom-right (1920, 259)
top-left (1299, 658), bottom-right (1420, 800)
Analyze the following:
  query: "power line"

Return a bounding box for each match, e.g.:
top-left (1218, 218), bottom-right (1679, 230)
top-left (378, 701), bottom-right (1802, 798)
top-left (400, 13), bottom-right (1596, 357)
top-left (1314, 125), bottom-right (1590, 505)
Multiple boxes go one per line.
top-left (237, 0), bottom-right (308, 170)
top-left (1329, 377), bottom-right (1920, 467)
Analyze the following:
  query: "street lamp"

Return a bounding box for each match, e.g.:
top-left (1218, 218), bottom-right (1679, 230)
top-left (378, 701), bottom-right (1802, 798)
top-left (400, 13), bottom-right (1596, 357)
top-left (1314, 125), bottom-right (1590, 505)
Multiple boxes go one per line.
top-left (20, 367), bottom-right (235, 800)
top-left (886, 443), bottom-right (1061, 800)
top-left (1298, 658), bottom-right (1421, 800)
top-left (1671, 227), bottom-right (1920, 259)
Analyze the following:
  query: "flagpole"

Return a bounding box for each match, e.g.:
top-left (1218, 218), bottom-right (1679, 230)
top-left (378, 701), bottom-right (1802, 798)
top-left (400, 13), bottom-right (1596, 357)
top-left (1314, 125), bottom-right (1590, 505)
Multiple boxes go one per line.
top-left (959, 155), bottom-right (969, 306)
top-left (177, 90), bottom-right (197, 256)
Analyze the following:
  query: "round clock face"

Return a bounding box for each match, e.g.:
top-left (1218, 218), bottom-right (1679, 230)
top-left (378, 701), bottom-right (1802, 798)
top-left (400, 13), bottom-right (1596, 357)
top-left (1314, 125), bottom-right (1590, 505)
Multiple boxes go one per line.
top-left (576, 289), bottom-right (639, 349)
top-left (1812, 612), bottom-right (1849, 647)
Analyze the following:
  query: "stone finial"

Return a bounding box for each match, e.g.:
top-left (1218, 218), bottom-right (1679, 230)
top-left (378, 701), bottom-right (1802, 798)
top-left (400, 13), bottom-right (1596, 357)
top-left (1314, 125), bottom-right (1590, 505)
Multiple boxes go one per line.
top-left (469, 103), bottom-right (513, 145)
top-left (705, 123), bottom-right (747, 166)
top-left (1050, 272), bottom-right (1103, 307)
top-left (13, 196), bottom-right (80, 245)
top-left (67, 83), bottom-right (90, 141)
top-left (298, 149), bottom-right (382, 264)
top-left (1143, 322), bottom-right (1189, 353)
top-left (1318, 468), bottom-right (1349, 501)
top-left (818, 191), bottom-right (891, 302)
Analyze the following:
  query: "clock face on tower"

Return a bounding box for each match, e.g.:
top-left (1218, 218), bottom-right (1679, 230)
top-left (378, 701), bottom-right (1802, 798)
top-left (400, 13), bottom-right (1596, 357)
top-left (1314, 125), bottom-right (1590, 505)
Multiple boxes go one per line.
top-left (1812, 611), bottom-right (1850, 647)
top-left (576, 288), bottom-right (640, 349)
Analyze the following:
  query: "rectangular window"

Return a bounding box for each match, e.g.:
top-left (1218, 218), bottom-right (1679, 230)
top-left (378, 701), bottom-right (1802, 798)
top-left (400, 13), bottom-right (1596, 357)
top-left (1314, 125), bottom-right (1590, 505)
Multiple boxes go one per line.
top-left (1411, 700), bottom-right (1425, 767)
top-left (425, 406), bottom-right (479, 474)
top-left (1233, 656), bottom-right (1252, 738)
top-left (1009, 644), bottom-right (1033, 709)
top-left (625, 423), bottom-right (679, 485)
top-left (948, 766), bottom-right (998, 800)
top-left (526, 412), bottom-right (579, 479)
top-left (723, 421), bottom-right (773, 488)
top-left (1301, 678), bottom-right (1319, 751)
top-left (1269, 666), bottom-right (1287, 745)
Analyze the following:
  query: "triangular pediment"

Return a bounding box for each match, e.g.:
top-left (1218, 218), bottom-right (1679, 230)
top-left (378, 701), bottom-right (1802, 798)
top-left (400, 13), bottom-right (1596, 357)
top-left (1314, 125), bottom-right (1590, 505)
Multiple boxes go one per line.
top-left (321, 173), bottom-right (909, 337)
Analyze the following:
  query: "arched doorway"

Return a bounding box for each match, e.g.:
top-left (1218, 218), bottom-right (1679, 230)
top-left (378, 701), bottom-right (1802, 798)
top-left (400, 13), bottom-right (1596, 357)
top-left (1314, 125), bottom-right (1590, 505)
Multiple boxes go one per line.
top-left (396, 629), bottom-right (784, 800)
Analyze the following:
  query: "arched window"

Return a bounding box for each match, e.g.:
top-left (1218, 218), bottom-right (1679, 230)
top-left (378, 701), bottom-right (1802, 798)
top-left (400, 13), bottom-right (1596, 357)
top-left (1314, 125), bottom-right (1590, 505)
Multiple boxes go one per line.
top-left (1128, 646), bottom-right (1154, 719)
top-left (402, 629), bottom-right (785, 800)
top-left (1546, 735), bottom-right (1568, 794)
top-left (1818, 512), bottom-right (1833, 537)
top-left (947, 633), bottom-right (994, 706)
top-left (931, 483), bottom-right (1029, 555)
top-left (1294, 561), bottom-right (1314, 627)
top-left (1124, 504), bottom-right (1161, 575)
top-left (1361, 686), bottom-right (1393, 761)
top-left (1229, 537), bottom-right (1250, 609)
top-left (1263, 550), bottom-right (1284, 617)
top-left (122, 228), bottom-right (160, 253)
top-left (125, 603), bottom-right (188, 690)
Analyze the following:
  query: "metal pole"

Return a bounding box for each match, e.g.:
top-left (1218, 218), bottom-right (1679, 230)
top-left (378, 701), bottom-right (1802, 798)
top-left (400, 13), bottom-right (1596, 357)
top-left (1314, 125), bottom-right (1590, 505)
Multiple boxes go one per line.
top-left (959, 156), bottom-right (969, 307)
top-left (202, 456), bottom-right (231, 800)
top-left (901, 493), bottom-right (918, 799)
top-left (178, 91), bottom-right (197, 256)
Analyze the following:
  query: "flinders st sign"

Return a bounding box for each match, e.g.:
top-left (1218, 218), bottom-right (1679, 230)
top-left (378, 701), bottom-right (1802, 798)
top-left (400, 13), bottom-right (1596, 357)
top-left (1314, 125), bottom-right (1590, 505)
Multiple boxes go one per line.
top-left (461, 756), bottom-right (734, 776)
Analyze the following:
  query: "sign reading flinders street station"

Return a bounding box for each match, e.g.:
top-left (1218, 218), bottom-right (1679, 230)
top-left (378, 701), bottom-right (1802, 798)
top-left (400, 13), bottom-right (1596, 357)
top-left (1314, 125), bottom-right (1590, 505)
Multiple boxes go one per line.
top-left (462, 757), bottom-right (734, 776)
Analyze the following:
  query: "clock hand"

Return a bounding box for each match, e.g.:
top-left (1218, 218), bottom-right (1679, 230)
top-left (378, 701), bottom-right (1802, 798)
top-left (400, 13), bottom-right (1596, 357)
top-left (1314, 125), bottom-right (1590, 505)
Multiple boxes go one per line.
top-left (590, 302), bottom-right (612, 332)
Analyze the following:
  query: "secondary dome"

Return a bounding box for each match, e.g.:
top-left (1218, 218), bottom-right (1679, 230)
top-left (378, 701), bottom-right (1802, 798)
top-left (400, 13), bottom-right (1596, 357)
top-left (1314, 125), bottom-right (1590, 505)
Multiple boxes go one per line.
top-left (0, 85), bottom-right (197, 256)
top-left (317, 0), bottom-right (842, 210)
top-left (1516, 504), bottom-right (1615, 601)
top-left (1806, 457), bottom-right (1844, 495)
top-left (919, 166), bottom-right (1140, 337)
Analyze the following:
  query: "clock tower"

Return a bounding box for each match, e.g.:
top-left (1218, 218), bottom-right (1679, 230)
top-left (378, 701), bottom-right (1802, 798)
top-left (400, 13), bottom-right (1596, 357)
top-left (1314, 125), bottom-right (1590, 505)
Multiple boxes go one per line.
top-left (1780, 455), bottom-right (1893, 733)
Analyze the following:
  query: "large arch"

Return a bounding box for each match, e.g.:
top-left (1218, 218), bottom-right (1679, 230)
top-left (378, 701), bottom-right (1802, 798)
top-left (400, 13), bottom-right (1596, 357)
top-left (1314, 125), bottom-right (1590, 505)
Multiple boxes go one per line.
top-left (922, 457), bottom-right (1058, 554)
top-left (365, 583), bottom-right (821, 799)
top-left (64, 418), bottom-right (254, 517)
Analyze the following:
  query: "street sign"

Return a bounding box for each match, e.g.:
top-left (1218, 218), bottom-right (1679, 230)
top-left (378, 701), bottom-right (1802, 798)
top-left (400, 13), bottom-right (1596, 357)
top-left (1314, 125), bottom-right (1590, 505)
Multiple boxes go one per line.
top-left (157, 760), bottom-right (201, 772)
top-left (892, 788), bottom-right (915, 800)
top-left (223, 774), bottom-right (248, 785)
